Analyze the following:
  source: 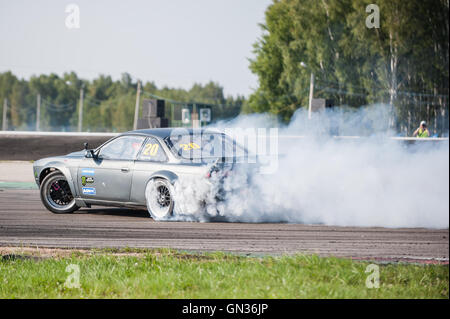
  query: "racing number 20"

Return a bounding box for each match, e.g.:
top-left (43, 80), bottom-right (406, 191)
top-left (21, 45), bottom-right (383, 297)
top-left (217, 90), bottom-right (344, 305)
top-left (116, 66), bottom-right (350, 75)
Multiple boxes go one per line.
top-left (142, 143), bottom-right (159, 156)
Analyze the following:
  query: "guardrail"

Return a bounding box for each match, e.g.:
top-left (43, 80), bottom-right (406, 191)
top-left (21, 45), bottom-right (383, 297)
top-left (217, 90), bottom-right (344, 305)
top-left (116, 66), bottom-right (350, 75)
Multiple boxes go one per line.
top-left (0, 131), bottom-right (118, 137)
top-left (0, 131), bottom-right (118, 161)
top-left (277, 135), bottom-right (448, 141)
top-left (0, 131), bottom-right (447, 161)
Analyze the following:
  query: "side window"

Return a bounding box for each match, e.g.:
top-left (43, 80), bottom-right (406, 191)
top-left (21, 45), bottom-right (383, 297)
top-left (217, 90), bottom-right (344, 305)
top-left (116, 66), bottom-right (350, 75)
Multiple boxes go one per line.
top-left (99, 136), bottom-right (145, 160)
top-left (138, 137), bottom-right (167, 162)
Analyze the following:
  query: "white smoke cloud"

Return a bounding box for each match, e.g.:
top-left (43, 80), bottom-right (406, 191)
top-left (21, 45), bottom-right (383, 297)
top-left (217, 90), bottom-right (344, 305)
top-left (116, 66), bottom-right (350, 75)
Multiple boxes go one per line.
top-left (165, 104), bottom-right (449, 229)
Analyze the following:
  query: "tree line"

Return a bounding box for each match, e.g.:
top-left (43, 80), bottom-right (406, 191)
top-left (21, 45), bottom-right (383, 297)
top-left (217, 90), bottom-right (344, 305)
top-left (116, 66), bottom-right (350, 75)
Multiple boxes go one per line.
top-left (0, 71), bottom-right (244, 132)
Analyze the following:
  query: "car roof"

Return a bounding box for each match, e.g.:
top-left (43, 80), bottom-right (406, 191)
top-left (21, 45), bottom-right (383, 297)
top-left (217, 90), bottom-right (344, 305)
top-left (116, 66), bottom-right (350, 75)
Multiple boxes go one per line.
top-left (122, 127), bottom-right (220, 139)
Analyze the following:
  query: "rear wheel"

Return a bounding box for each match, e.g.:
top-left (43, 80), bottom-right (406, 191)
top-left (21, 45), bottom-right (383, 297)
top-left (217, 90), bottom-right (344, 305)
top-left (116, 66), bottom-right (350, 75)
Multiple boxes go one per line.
top-left (40, 171), bottom-right (79, 214)
top-left (145, 178), bottom-right (174, 220)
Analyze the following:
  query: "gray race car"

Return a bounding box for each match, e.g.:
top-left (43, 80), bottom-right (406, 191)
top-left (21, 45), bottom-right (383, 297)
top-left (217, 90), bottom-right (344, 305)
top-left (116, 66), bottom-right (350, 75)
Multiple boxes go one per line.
top-left (33, 128), bottom-right (253, 220)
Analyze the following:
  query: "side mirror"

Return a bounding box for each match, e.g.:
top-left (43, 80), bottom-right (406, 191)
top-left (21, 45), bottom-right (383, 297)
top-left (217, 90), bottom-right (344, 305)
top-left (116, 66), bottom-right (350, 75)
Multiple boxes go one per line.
top-left (84, 142), bottom-right (97, 159)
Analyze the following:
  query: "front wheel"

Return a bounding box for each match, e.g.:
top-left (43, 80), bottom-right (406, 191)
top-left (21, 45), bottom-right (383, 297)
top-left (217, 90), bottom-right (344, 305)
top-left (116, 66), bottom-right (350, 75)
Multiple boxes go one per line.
top-left (145, 178), bottom-right (174, 220)
top-left (40, 171), bottom-right (79, 214)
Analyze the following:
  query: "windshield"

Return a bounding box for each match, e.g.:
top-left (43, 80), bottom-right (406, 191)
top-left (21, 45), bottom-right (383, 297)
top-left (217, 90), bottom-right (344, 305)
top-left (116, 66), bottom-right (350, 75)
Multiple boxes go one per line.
top-left (166, 133), bottom-right (247, 160)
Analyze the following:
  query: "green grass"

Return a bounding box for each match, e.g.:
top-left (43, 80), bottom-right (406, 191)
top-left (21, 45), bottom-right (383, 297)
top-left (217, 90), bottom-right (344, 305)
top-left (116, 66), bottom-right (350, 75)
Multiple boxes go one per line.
top-left (0, 181), bottom-right (38, 189)
top-left (0, 250), bottom-right (448, 298)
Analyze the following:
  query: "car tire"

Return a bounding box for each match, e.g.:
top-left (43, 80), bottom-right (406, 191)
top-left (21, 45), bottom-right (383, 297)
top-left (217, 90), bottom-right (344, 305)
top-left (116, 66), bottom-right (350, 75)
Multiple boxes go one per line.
top-left (40, 170), bottom-right (79, 214)
top-left (145, 178), bottom-right (174, 220)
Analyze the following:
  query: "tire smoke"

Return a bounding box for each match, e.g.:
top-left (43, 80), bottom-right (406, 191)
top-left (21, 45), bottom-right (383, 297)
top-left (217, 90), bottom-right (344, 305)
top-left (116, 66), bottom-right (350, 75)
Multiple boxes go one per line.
top-left (170, 104), bottom-right (449, 228)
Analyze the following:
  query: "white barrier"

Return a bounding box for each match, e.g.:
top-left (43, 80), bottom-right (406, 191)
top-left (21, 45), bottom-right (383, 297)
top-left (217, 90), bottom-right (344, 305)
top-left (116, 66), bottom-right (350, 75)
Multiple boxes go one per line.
top-left (1, 130), bottom-right (447, 141)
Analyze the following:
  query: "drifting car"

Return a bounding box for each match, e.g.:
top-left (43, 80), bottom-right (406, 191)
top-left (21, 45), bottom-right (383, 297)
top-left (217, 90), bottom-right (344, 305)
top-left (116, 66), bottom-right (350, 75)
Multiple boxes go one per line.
top-left (33, 128), bottom-right (253, 220)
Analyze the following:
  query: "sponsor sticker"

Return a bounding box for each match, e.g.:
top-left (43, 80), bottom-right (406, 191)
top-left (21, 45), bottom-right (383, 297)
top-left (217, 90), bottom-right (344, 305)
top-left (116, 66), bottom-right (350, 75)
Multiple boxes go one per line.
top-left (81, 168), bottom-right (95, 176)
top-left (81, 176), bottom-right (94, 186)
top-left (82, 187), bottom-right (96, 195)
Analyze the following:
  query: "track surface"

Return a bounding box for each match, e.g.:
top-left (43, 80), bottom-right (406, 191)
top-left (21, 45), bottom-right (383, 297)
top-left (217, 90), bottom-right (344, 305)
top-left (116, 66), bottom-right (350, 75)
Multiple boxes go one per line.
top-left (0, 189), bottom-right (448, 261)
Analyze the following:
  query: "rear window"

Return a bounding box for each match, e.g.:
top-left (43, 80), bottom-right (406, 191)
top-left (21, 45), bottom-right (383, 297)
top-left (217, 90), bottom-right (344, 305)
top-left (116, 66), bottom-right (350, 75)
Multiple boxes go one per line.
top-left (167, 133), bottom-right (247, 160)
top-left (138, 137), bottom-right (167, 162)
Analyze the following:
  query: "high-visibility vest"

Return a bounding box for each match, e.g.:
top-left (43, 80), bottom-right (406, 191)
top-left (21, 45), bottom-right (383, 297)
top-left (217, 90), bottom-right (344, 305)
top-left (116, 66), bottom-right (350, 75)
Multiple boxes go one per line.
top-left (418, 129), bottom-right (429, 138)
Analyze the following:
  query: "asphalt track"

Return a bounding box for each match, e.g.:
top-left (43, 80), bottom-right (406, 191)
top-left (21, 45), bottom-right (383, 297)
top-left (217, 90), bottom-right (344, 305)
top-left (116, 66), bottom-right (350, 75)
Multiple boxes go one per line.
top-left (0, 189), bottom-right (448, 262)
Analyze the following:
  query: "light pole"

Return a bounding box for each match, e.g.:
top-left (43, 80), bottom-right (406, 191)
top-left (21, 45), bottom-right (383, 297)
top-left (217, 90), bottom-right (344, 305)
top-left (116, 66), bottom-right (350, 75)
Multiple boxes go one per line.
top-left (78, 84), bottom-right (84, 132)
top-left (300, 62), bottom-right (314, 120)
top-left (133, 80), bottom-right (141, 130)
top-left (36, 93), bottom-right (41, 131)
top-left (2, 98), bottom-right (7, 131)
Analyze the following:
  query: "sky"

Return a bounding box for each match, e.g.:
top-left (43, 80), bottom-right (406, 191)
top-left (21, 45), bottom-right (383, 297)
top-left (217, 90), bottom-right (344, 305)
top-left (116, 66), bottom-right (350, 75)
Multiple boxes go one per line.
top-left (0, 0), bottom-right (272, 97)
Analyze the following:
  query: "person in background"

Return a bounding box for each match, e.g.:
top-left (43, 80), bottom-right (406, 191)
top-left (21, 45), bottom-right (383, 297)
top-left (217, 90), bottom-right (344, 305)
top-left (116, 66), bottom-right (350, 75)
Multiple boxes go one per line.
top-left (413, 121), bottom-right (430, 138)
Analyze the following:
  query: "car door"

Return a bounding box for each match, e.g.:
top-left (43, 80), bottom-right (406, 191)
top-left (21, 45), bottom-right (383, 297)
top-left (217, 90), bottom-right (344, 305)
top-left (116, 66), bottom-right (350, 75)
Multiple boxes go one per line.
top-left (77, 135), bottom-right (146, 202)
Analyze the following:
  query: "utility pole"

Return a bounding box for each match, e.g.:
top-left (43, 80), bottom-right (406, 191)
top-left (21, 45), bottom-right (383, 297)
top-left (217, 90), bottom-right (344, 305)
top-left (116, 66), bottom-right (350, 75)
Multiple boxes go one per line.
top-left (36, 94), bottom-right (41, 131)
top-left (308, 72), bottom-right (315, 120)
top-left (192, 103), bottom-right (199, 128)
top-left (2, 98), bottom-right (7, 131)
top-left (78, 85), bottom-right (84, 132)
top-left (300, 62), bottom-right (315, 120)
top-left (133, 80), bottom-right (141, 130)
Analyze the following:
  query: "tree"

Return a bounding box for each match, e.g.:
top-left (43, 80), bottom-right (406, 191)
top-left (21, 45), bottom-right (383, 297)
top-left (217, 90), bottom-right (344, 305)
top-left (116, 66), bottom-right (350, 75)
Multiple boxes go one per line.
top-left (247, 0), bottom-right (449, 134)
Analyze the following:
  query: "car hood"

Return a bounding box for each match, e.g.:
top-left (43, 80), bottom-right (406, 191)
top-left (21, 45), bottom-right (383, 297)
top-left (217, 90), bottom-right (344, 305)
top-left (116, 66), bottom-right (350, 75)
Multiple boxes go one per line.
top-left (33, 150), bottom-right (85, 170)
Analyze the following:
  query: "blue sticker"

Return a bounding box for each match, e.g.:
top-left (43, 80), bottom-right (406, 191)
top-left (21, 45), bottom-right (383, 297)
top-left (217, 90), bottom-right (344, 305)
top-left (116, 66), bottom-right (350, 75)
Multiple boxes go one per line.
top-left (81, 168), bottom-right (95, 176)
top-left (82, 187), bottom-right (96, 195)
